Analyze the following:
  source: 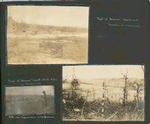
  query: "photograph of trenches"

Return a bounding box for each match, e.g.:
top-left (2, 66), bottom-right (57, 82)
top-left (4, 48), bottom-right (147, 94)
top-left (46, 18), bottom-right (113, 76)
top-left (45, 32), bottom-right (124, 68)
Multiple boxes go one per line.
top-left (7, 6), bottom-right (89, 64)
top-left (62, 65), bottom-right (145, 121)
top-left (5, 86), bottom-right (55, 115)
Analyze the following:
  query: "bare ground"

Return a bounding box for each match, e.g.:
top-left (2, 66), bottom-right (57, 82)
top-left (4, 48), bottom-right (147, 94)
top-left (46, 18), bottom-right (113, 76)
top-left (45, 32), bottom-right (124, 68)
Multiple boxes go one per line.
top-left (7, 33), bottom-right (88, 64)
top-left (6, 95), bottom-right (54, 115)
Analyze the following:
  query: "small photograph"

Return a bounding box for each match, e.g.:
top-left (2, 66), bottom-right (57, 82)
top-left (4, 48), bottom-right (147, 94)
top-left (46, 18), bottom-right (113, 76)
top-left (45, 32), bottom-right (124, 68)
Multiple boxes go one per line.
top-left (7, 6), bottom-right (89, 64)
top-left (62, 65), bottom-right (145, 121)
top-left (5, 85), bottom-right (55, 115)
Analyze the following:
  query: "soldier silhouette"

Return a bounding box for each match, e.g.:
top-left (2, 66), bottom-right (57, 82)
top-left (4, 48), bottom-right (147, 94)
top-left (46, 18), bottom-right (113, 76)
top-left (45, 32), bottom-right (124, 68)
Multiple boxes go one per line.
top-left (42, 91), bottom-right (48, 107)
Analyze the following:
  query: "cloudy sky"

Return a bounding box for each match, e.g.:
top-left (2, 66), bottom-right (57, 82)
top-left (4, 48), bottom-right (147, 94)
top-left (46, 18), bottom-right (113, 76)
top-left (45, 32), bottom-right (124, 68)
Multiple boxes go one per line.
top-left (63, 65), bottom-right (144, 80)
top-left (7, 6), bottom-right (89, 28)
top-left (6, 86), bottom-right (54, 95)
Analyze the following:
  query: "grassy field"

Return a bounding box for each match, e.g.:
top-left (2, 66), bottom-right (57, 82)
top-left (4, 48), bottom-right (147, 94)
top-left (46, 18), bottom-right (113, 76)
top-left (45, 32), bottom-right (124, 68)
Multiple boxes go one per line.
top-left (7, 17), bottom-right (88, 64)
top-left (7, 35), bottom-right (88, 64)
top-left (6, 95), bottom-right (55, 115)
top-left (63, 98), bottom-right (144, 121)
top-left (63, 78), bottom-right (144, 102)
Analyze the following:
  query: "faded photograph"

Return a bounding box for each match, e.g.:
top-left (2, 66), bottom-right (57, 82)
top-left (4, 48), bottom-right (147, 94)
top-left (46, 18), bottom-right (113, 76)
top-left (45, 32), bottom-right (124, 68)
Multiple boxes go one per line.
top-left (62, 65), bottom-right (145, 121)
top-left (7, 6), bottom-right (89, 64)
top-left (5, 86), bottom-right (55, 115)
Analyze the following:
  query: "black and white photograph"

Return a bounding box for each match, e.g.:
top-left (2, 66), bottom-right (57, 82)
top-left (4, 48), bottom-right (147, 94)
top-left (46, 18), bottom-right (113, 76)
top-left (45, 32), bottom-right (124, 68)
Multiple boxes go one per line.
top-left (5, 85), bottom-right (55, 115)
top-left (7, 6), bottom-right (89, 64)
top-left (62, 65), bottom-right (145, 121)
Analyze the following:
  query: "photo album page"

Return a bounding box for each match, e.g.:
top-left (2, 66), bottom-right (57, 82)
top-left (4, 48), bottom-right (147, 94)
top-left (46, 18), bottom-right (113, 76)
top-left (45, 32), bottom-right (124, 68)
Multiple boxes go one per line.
top-left (1, 0), bottom-right (149, 124)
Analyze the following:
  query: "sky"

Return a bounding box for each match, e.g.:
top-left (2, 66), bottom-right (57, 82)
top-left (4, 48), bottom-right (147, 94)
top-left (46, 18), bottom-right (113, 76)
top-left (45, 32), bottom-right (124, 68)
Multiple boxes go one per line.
top-left (63, 65), bottom-right (145, 80)
top-left (7, 6), bottom-right (89, 28)
top-left (6, 86), bottom-right (54, 95)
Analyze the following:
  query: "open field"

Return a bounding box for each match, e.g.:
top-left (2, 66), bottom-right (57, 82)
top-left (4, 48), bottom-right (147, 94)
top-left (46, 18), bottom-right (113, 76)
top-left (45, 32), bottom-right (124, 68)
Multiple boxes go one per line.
top-left (6, 95), bottom-right (55, 115)
top-left (7, 17), bottom-right (88, 64)
top-left (63, 78), bottom-right (144, 102)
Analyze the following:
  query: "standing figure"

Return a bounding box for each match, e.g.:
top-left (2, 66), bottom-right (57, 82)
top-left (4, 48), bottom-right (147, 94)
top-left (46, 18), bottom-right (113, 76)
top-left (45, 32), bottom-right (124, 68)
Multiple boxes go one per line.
top-left (42, 91), bottom-right (48, 107)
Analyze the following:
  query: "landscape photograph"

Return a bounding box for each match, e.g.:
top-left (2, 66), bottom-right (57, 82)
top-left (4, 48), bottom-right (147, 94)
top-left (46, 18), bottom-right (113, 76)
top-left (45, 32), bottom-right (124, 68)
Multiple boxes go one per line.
top-left (62, 65), bottom-right (145, 121)
top-left (5, 85), bottom-right (55, 115)
top-left (7, 6), bottom-right (89, 64)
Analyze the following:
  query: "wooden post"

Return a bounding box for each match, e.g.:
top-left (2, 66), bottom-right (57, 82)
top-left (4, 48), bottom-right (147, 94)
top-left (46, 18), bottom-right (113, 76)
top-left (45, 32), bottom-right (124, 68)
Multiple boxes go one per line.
top-left (126, 106), bottom-right (127, 121)
top-left (102, 82), bottom-right (105, 119)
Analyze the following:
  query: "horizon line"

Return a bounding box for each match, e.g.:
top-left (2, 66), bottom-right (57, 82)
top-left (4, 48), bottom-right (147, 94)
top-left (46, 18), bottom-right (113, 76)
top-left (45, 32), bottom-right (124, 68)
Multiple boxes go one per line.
top-left (7, 16), bottom-right (89, 29)
top-left (64, 77), bottom-right (144, 80)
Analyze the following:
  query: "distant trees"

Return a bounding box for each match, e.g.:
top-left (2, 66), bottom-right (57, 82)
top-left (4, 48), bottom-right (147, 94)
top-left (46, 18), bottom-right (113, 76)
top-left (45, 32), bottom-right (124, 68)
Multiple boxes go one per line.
top-left (130, 80), bottom-right (144, 102)
top-left (130, 65), bottom-right (144, 103)
top-left (71, 79), bottom-right (80, 90)
top-left (121, 67), bottom-right (144, 107)
top-left (69, 68), bottom-right (80, 100)
top-left (63, 68), bottom-right (82, 102)
top-left (129, 80), bottom-right (144, 120)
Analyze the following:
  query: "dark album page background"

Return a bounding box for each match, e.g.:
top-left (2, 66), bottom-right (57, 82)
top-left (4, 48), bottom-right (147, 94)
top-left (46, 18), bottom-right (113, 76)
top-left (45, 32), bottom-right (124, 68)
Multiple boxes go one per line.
top-left (1, 0), bottom-right (149, 124)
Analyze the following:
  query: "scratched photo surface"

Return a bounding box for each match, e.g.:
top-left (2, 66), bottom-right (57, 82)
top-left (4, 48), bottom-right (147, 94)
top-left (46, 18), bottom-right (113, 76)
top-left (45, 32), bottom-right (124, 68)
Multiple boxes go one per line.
top-left (7, 6), bottom-right (89, 64)
top-left (5, 86), bottom-right (55, 115)
top-left (62, 65), bottom-right (145, 121)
